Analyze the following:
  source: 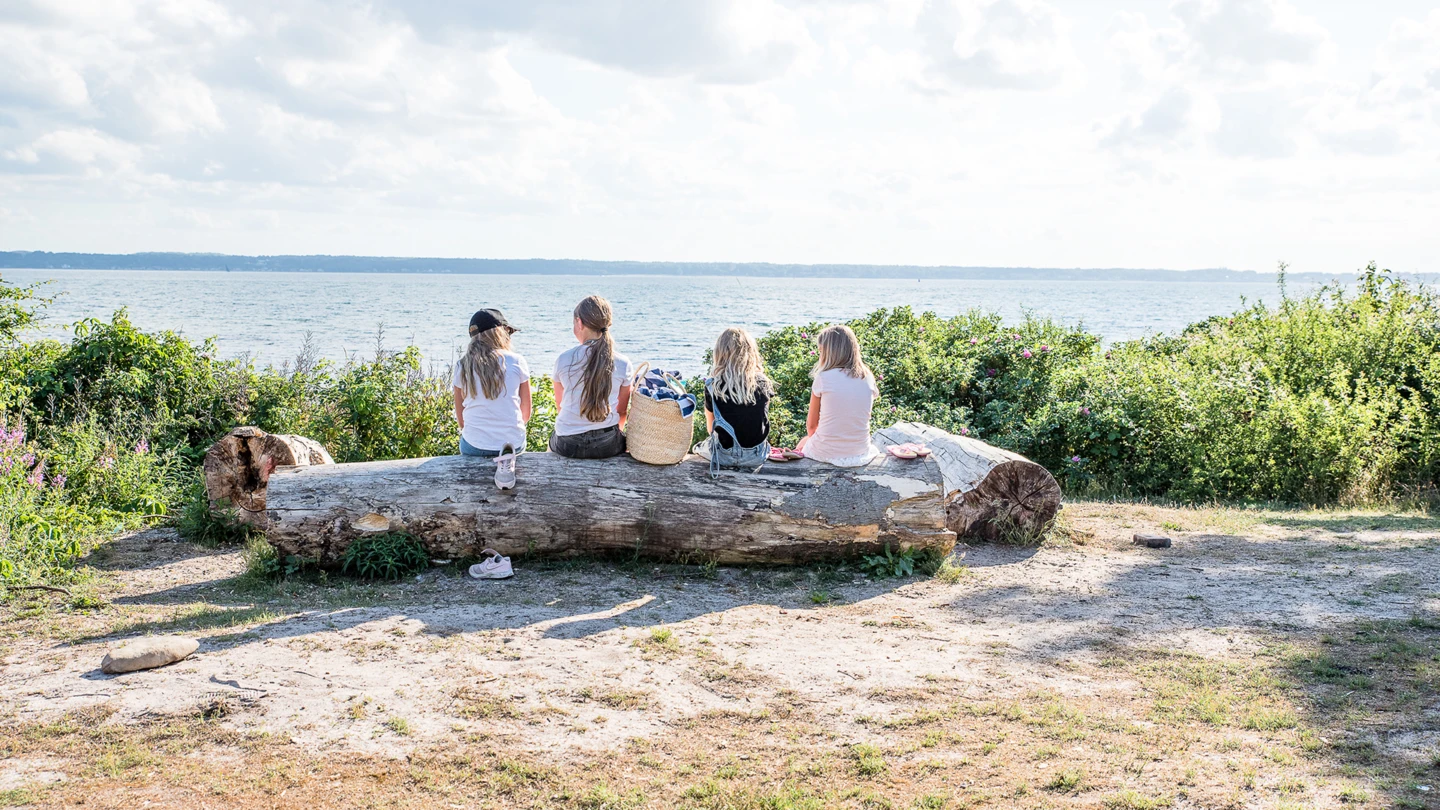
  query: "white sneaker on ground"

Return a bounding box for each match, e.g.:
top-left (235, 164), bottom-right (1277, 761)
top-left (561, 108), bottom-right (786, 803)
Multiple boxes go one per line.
top-left (494, 444), bottom-right (516, 491)
top-left (469, 548), bottom-right (513, 580)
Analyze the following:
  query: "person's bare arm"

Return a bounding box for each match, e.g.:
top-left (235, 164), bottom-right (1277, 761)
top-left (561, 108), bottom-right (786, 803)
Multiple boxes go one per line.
top-left (519, 380), bottom-right (533, 423)
top-left (805, 394), bottom-right (822, 437)
top-left (705, 406), bottom-right (715, 433)
top-left (616, 384), bottom-right (632, 430)
top-left (453, 387), bottom-right (465, 428)
top-left (552, 378), bottom-right (565, 417)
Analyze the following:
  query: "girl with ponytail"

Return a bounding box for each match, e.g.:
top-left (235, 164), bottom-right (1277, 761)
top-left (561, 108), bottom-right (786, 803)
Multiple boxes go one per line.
top-left (549, 295), bottom-right (634, 459)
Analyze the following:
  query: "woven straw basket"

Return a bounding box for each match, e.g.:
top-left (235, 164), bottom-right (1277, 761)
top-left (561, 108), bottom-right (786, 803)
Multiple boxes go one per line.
top-left (626, 364), bottom-right (695, 466)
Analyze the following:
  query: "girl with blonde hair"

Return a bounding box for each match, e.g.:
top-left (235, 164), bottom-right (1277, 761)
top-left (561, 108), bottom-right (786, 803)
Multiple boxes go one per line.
top-left (453, 308), bottom-right (531, 490)
top-left (694, 327), bottom-right (773, 474)
top-left (550, 295), bottom-right (634, 459)
top-left (796, 324), bottom-right (879, 467)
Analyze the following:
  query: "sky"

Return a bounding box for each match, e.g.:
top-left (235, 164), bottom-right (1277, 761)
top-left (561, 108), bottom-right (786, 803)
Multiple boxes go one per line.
top-left (1, 0), bottom-right (1437, 274)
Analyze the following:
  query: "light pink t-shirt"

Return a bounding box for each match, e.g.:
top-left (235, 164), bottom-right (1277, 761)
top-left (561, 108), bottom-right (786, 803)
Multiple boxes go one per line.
top-left (805, 368), bottom-right (879, 466)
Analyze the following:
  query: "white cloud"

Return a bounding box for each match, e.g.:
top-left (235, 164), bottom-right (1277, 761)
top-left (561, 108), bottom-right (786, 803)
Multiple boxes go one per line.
top-left (1171, 0), bottom-right (1330, 68)
top-left (0, 0), bottom-right (1436, 274)
top-left (914, 0), bottom-right (1077, 91)
top-left (390, 0), bottom-right (818, 84)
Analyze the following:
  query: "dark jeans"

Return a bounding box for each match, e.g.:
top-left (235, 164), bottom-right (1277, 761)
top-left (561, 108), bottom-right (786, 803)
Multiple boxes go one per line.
top-left (549, 425), bottom-right (626, 459)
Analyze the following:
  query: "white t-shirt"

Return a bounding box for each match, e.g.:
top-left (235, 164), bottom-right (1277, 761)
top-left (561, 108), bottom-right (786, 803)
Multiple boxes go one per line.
top-left (452, 351), bottom-right (530, 452)
top-left (805, 368), bottom-right (879, 466)
top-left (553, 343), bottom-right (634, 437)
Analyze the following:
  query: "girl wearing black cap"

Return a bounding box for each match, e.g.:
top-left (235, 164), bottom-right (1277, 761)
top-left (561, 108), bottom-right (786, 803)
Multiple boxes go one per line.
top-left (453, 308), bottom-right (530, 489)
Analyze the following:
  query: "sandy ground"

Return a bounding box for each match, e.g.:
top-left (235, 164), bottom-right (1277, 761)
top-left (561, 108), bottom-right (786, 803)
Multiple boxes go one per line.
top-left (1, 501), bottom-right (1437, 807)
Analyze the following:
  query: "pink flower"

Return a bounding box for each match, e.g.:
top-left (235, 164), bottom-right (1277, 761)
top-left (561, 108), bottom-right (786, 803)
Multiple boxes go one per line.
top-left (986, 368), bottom-right (997, 377)
top-left (1022, 350), bottom-right (1032, 359)
top-left (21, 452), bottom-right (34, 466)
top-left (1040, 345), bottom-right (1051, 352)
top-left (52, 473), bottom-right (66, 489)
top-left (969, 338), bottom-right (978, 345)
top-left (959, 427), bottom-right (969, 436)
top-left (876, 372), bottom-right (885, 381)
top-left (27, 463), bottom-right (44, 487)
top-left (1012, 334), bottom-right (1021, 340)
top-left (135, 439), bottom-right (150, 454)
top-left (800, 331), bottom-right (809, 339)
top-left (1079, 406), bottom-right (1091, 416)
top-left (1070, 455), bottom-right (1082, 463)
top-left (98, 456), bottom-right (115, 469)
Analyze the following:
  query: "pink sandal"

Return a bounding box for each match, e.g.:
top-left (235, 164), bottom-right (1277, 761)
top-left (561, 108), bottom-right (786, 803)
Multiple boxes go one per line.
top-left (887, 445), bottom-right (919, 459)
top-left (768, 448), bottom-right (793, 462)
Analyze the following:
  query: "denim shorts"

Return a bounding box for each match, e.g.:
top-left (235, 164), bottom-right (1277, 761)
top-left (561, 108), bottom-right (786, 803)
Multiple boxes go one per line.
top-left (549, 425), bottom-right (626, 459)
top-left (459, 436), bottom-right (502, 458)
top-left (694, 435), bottom-right (770, 472)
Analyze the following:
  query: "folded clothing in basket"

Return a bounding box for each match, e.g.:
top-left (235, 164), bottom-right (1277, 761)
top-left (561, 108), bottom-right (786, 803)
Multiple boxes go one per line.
top-left (634, 368), bottom-right (696, 418)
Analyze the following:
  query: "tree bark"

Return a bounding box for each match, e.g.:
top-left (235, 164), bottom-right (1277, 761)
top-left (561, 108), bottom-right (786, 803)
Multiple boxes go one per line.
top-left (264, 452), bottom-right (955, 566)
top-left (872, 423), bottom-right (1061, 543)
top-left (202, 427), bottom-right (333, 526)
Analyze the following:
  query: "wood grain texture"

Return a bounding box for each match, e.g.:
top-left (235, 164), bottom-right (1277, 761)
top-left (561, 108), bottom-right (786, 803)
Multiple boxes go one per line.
top-left (873, 422), bottom-right (1061, 541)
top-left (202, 427), bottom-right (333, 526)
top-left (264, 451), bottom-right (955, 565)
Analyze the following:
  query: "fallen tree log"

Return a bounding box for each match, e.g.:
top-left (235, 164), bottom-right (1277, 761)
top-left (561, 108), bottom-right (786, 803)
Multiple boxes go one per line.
top-left (203, 427), bottom-right (333, 527)
top-left (264, 451), bottom-right (955, 566)
top-left (872, 423), bottom-right (1061, 543)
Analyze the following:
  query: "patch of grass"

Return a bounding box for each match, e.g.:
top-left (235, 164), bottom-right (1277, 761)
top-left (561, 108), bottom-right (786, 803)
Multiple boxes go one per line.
top-left (1103, 790), bottom-right (1172, 809)
top-left (1045, 767), bottom-right (1083, 792)
top-left (809, 589), bottom-right (833, 604)
top-left (577, 783), bottom-right (645, 809)
top-left (576, 687), bottom-right (652, 711)
top-left (88, 603), bottom-right (278, 641)
top-left (850, 743), bottom-right (887, 777)
top-left (385, 716), bottom-right (411, 736)
top-left (1337, 783), bottom-right (1369, 804)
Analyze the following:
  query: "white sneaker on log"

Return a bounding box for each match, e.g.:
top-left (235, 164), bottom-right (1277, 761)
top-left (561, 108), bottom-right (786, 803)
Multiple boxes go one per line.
top-left (469, 549), bottom-right (513, 580)
top-left (494, 444), bottom-right (517, 490)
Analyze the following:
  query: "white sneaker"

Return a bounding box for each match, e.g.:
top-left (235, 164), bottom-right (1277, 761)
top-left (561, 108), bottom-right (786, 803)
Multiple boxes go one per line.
top-left (469, 548), bottom-right (513, 580)
top-left (494, 444), bottom-right (516, 491)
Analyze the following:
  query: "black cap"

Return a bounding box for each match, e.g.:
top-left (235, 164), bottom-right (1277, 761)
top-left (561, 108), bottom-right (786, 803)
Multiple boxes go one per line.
top-left (468, 308), bottom-right (517, 336)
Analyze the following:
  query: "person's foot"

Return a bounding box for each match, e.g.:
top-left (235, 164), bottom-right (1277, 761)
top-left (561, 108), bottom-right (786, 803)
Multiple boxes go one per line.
top-left (469, 549), bottom-right (514, 580)
top-left (495, 444), bottom-right (516, 490)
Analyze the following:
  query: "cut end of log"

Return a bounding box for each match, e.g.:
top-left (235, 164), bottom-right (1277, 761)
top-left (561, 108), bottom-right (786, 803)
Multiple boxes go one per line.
top-left (202, 427), bottom-right (334, 526)
top-left (873, 423), bottom-right (1062, 544)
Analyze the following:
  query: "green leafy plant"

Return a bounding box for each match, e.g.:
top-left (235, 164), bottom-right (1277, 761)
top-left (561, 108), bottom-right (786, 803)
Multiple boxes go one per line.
top-left (175, 473), bottom-right (258, 547)
top-left (861, 544), bottom-right (917, 578)
top-left (340, 531), bottom-right (429, 580)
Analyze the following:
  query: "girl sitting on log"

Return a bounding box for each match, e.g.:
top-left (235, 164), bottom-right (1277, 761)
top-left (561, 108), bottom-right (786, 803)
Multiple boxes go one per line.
top-left (453, 308), bottom-right (531, 489)
top-left (693, 327), bottom-right (772, 475)
top-left (796, 324), bottom-right (879, 467)
top-left (550, 295), bottom-right (634, 459)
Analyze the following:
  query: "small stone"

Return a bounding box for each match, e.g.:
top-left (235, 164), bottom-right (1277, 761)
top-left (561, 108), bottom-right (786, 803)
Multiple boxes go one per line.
top-left (1133, 533), bottom-right (1172, 549)
top-left (100, 636), bottom-right (199, 674)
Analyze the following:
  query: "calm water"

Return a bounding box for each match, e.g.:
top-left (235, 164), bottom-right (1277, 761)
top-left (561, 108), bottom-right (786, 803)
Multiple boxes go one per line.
top-left (7, 269), bottom-right (1315, 374)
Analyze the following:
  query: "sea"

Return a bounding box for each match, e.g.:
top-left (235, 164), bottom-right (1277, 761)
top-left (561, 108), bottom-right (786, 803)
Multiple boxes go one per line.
top-left (5, 269), bottom-right (1326, 375)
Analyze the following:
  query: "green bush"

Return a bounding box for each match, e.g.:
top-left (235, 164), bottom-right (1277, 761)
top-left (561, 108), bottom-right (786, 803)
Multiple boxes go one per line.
top-left (758, 264), bottom-right (1439, 505)
top-left (340, 532), bottom-right (430, 580)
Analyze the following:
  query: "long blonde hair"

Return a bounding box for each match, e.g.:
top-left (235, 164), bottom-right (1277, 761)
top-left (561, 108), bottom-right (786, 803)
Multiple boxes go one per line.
top-left (460, 327), bottom-right (512, 400)
top-left (571, 295), bottom-right (616, 423)
top-left (710, 327), bottom-right (770, 404)
top-left (813, 325), bottom-right (873, 381)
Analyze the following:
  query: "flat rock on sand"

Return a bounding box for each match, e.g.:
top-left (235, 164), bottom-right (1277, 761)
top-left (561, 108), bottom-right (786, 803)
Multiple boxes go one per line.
top-left (101, 636), bottom-right (199, 675)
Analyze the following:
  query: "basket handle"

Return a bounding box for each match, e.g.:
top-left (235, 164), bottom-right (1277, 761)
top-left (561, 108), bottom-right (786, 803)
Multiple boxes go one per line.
top-left (630, 361), bottom-right (650, 388)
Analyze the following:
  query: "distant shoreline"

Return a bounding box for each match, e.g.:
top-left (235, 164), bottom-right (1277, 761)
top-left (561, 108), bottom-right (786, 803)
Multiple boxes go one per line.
top-left (3, 251), bottom-right (1425, 284)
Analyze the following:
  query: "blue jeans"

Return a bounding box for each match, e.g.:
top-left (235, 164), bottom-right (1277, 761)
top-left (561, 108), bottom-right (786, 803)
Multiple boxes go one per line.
top-left (459, 437), bottom-right (500, 458)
